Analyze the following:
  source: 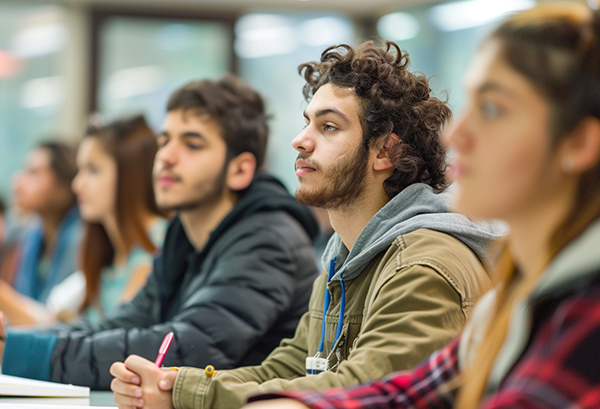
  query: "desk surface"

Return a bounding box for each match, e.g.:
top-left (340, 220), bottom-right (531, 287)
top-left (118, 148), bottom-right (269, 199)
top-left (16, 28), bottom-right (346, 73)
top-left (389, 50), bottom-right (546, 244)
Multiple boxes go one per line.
top-left (0, 391), bottom-right (117, 407)
top-left (90, 391), bottom-right (116, 407)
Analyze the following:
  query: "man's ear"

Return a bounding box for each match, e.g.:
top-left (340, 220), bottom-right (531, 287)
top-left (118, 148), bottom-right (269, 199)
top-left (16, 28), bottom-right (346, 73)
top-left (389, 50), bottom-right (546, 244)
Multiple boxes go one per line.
top-left (560, 117), bottom-right (600, 174)
top-left (373, 133), bottom-right (398, 171)
top-left (226, 152), bottom-right (257, 191)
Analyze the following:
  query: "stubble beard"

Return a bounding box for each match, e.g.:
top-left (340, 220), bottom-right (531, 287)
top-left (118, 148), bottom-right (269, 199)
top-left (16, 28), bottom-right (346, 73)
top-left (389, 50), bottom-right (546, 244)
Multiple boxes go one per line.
top-left (295, 143), bottom-right (369, 210)
top-left (157, 164), bottom-right (228, 212)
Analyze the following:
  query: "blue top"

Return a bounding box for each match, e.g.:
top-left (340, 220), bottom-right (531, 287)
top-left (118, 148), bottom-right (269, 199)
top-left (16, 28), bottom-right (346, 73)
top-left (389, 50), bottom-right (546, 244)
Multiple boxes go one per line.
top-left (85, 218), bottom-right (168, 324)
top-left (13, 206), bottom-right (82, 303)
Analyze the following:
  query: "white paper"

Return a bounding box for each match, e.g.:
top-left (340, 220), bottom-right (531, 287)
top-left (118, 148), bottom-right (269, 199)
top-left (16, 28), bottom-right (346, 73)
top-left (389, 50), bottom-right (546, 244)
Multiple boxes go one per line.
top-left (0, 405), bottom-right (115, 408)
top-left (0, 374), bottom-right (90, 398)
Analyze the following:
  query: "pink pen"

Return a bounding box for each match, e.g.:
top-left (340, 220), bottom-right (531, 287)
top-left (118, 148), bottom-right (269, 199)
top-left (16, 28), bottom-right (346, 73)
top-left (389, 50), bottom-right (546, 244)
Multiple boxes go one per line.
top-left (155, 331), bottom-right (174, 367)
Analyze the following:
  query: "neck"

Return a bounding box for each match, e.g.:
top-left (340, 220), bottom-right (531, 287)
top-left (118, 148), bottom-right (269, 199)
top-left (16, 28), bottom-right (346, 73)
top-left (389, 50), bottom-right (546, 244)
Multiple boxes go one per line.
top-left (508, 181), bottom-right (577, 279)
top-left (39, 206), bottom-right (71, 255)
top-left (328, 187), bottom-right (390, 251)
top-left (103, 211), bottom-right (160, 265)
top-left (102, 213), bottom-right (129, 265)
top-left (179, 190), bottom-right (238, 251)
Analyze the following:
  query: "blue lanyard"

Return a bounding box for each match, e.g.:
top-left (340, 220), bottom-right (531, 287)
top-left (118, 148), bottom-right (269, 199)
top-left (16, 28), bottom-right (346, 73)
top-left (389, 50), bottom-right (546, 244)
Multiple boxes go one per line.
top-left (318, 256), bottom-right (346, 355)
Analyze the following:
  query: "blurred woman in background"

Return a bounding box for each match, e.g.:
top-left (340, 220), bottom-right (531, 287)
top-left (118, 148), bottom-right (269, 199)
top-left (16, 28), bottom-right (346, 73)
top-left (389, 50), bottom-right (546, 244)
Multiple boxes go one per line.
top-left (49, 115), bottom-right (168, 324)
top-left (241, 3), bottom-right (600, 409)
top-left (0, 142), bottom-right (81, 325)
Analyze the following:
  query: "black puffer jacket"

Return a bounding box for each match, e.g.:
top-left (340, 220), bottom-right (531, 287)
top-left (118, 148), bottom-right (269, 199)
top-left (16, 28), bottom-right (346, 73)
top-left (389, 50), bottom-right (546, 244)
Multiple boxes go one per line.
top-left (49, 173), bottom-right (320, 389)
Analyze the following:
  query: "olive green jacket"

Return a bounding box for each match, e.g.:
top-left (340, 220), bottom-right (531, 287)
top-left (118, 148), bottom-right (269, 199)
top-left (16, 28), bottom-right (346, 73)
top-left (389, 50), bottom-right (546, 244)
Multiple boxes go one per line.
top-left (172, 228), bottom-right (490, 409)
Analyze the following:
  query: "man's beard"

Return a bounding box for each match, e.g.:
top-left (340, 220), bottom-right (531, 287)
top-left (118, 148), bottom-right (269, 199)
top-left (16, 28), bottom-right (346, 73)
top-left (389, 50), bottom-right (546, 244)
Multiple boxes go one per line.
top-left (295, 143), bottom-right (369, 210)
top-left (158, 164), bottom-right (228, 212)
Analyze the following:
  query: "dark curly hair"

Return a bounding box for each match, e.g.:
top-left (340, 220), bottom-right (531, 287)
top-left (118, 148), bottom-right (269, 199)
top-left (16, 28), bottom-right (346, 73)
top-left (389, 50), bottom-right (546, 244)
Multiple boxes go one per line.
top-left (299, 41), bottom-right (452, 198)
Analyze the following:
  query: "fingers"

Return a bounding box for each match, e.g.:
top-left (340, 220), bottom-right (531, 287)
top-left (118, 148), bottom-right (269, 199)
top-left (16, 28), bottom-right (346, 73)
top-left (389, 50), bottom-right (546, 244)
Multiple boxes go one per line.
top-left (0, 312), bottom-right (6, 337)
top-left (158, 369), bottom-right (178, 391)
top-left (110, 361), bottom-right (141, 385)
top-left (111, 376), bottom-right (143, 399)
top-left (113, 384), bottom-right (144, 409)
top-left (124, 354), bottom-right (158, 375)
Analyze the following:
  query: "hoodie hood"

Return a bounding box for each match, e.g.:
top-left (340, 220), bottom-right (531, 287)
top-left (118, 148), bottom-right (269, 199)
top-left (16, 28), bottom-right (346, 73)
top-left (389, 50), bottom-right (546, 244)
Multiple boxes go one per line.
top-left (486, 218), bottom-right (600, 392)
top-left (209, 172), bottom-right (320, 243)
top-left (322, 183), bottom-right (505, 281)
top-left (532, 217), bottom-right (600, 299)
top-left (155, 172), bottom-right (318, 317)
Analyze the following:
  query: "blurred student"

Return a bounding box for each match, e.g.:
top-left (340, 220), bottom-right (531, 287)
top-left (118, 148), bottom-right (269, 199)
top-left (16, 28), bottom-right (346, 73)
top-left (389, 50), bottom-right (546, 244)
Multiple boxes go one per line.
top-left (0, 75), bottom-right (320, 390)
top-left (109, 41), bottom-right (502, 409)
top-left (0, 142), bottom-right (81, 325)
top-left (240, 3), bottom-right (600, 409)
top-left (45, 116), bottom-right (168, 324)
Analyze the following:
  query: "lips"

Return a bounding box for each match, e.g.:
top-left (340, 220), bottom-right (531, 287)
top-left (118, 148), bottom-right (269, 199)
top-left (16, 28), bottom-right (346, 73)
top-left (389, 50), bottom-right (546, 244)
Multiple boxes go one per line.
top-left (295, 159), bottom-right (316, 177)
top-left (156, 173), bottom-right (180, 188)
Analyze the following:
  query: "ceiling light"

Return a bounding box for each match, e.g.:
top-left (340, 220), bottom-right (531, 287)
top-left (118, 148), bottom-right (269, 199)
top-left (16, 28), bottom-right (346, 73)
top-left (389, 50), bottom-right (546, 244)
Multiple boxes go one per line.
top-left (429, 0), bottom-right (535, 32)
top-left (377, 12), bottom-right (420, 41)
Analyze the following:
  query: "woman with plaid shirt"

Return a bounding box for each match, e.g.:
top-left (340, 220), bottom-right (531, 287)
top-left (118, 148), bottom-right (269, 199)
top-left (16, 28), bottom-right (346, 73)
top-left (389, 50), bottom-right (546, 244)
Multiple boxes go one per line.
top-left (245, 3), bottom-right (600, 409)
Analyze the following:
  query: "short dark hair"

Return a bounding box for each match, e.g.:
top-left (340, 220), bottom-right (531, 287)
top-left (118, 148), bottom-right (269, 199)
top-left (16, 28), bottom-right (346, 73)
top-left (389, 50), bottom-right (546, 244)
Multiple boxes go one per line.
top-left (167, 74), bottom-right (269, 169)
top-left (299, 41), bottom-right (452, 198)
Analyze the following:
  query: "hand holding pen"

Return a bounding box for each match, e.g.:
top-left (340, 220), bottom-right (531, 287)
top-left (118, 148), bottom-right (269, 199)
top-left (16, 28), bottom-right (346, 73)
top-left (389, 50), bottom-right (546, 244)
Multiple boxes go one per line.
top-left (110, 331), bottom-right (178, 409)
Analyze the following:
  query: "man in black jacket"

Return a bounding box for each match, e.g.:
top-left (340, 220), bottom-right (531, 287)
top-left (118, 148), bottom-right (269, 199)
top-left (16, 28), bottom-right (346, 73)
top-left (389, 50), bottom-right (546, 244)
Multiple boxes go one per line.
top-left (0, 75), bottom-right (320, 390)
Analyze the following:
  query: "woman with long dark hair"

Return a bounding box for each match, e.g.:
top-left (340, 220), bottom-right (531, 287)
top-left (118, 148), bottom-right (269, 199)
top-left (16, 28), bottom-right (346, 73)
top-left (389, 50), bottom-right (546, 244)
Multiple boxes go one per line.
top-left (57, 115), bottom-right (168, 323)
top-left (243, 3), bottom-right (600, 409)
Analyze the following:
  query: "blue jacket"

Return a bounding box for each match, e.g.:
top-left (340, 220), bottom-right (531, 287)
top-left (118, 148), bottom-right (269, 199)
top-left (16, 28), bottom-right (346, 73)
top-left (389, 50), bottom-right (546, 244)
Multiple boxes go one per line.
top-left (13, 206), bottom-right (82, 303)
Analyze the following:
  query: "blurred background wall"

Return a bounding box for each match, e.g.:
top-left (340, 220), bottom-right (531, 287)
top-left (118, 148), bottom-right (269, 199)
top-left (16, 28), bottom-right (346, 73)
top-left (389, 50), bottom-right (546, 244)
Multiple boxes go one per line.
top-left (0, 0), bottom-right (584, 199)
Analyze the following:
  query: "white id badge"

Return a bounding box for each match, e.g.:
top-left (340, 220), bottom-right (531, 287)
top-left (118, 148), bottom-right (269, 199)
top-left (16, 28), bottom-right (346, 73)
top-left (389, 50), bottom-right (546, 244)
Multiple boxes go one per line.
top-left (305, 357), bottom-right (327, 375)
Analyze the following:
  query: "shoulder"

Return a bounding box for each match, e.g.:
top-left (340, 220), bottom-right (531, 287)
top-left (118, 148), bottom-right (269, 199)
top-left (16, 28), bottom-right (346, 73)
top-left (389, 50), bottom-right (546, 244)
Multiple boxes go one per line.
top-left (220, 210), bottom-right (313, 249)
top-left (396, 228), bottom-right (479, 266)
top-left (381, 229), bottom-right (489, 313)
top-left (489, 280), bottom-right (600, 406)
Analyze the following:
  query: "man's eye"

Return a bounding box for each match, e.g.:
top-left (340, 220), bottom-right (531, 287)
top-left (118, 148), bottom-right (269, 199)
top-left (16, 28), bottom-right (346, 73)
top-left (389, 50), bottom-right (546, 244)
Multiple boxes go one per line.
top-left (324, 125), bottom-right (336, 132)
top-left (481, 101), bottom-right (501, 119)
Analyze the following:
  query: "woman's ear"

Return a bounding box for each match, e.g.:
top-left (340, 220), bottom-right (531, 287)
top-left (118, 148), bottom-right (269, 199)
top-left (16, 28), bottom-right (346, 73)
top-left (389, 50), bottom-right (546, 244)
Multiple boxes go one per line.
top-left (226, 152), bottom-right (257, 191)
top-left (560, 118), bottom-right (600, 174)
top-left (373, 133), bottom-right (398, 171)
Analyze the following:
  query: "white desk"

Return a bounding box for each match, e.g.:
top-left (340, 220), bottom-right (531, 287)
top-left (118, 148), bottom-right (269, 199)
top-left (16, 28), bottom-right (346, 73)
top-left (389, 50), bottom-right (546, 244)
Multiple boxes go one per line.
top-left (90, 391), bottom-right (117, 407)
top-left (0, 391), bottom-right (116, 407)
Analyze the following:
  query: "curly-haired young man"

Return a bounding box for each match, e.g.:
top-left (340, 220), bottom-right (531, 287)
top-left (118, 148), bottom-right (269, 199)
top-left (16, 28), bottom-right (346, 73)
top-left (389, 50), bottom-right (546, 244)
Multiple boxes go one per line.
top-left (110, 41), bottom-right (503, 409)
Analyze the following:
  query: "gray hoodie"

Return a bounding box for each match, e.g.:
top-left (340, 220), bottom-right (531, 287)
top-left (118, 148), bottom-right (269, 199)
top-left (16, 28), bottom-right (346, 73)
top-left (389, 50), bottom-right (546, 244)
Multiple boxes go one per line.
top-left (322, 183), bottom-right (506, 281)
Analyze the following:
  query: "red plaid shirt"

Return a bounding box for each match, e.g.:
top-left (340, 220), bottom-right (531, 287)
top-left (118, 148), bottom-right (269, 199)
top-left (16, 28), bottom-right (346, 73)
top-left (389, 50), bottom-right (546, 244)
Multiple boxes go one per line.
top-left (248, 283), bottom-right (600, 409)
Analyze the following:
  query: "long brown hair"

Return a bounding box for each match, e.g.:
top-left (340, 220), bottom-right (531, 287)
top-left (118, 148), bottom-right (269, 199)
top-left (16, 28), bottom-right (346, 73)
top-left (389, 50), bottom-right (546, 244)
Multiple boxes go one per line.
top-left (80, 115), bottom-right (164, 311)
top-left (456, 4), bottom-right (600, 408)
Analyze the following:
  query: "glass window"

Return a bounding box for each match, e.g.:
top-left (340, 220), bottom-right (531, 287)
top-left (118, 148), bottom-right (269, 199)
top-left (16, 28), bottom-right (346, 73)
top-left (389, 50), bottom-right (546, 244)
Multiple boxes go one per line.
top-left (0, 3), bottom-right (68, 198)
top-left (377, 0), bottom-right (535, 113)
top-left (98, 17), bottom-right (232, 130)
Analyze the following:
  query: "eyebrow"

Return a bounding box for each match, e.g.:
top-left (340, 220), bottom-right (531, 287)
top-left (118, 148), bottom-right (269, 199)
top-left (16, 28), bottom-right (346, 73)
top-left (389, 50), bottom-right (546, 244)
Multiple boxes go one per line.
top-left (303, 108), bottom-right (352, 125)
top-left (476, 81), bottom-right (517, 97)
top-left (158, 131), bottom-right (208, 141)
